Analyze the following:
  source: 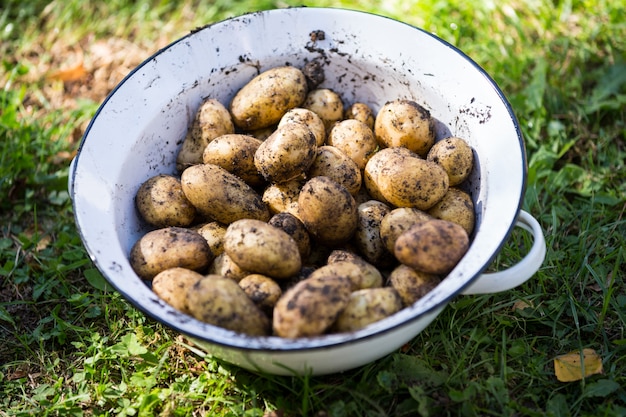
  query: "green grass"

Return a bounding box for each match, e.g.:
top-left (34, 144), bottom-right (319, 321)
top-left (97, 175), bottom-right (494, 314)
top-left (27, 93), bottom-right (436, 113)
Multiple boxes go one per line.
top-left (1, 0), bottom-right (625, 416)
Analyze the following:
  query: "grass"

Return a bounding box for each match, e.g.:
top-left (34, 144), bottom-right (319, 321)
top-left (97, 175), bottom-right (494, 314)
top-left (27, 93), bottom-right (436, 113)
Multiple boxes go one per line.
top-left (1, 0), bottom-right (625, 415)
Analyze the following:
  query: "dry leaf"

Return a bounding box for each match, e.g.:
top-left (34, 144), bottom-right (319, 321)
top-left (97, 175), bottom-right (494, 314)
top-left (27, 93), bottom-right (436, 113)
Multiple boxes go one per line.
top-left (554, 348), bottom-right (603, 382)
top-left (512, 299), bottom-right (533, 311)
top-left (47, 62), bottom-right (87, 82)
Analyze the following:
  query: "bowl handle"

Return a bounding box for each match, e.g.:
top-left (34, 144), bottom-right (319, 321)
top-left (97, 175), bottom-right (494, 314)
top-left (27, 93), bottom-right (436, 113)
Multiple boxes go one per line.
top-left (460, 210), bottom-right (546, 295)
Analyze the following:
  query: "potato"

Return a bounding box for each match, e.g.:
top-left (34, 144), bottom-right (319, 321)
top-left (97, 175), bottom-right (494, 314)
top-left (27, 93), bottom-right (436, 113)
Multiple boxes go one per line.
top-left (344, 102), bottom-right (375, 130)
top-left (262, 178), bottom-right (304, 215)
top-left (354, 200), bottom-right (392, 265)
top-left (327, 119), bottom-right (377, 169)
top-left (187, 275), bottom-right (270, 336)
top-left (202, 134), bottom-right (264, 187)
top-left (208, 252), bottom-right (250, 282)
top-left (426, 136), bottom-right (474, 186)
top-left (377, 152), bottom-right (449, 210)
top-left (224, 219), bottom-right (302, 279)
top-left (254, 123), bottom-right (317, 184)
top-left (428, 187), bottom-right (475, 236)
top-left (238, 274), bottom-right (282, 313)
top-left (387, 264), bottom-right (441, 306)
top-left (333, 287), bottom-right (403, 332)
top-left (129, 227), bottom-right (213, 280)
top-left (323, 256), bottom-right (383, 290)
top-left (181, 163), bottom-right (270, 224)
top-left (272, 273), bottom-right (352, 338)
top-left (394, 219), bottom-right (469, 274)
top-left (297, 176), bottom-right (358, 246)
top-left (307, 145), bottom-right (362, 196)
top-left (379, 207), bottom-right (432, 254)
top-left (268, 212), bottom-right (311, 260)
top-left (193, 221), bottom-right (227, 257)
top-left (278, 108), bottom-right (327, 146)
top-left (374, 99), bottom-right (435, 157)
top-left (151, 267), bottom-right (204, 314)
top-left (176, 98), bottom-right (235, 171)
top-left (363, 147), bottom-right (417, 203)
top-left (302, 88), bottom-right (344, 131)
top-left (135, 174), bottom-right (197, 227)
top-left (229, 66), bottom-right (308, 131)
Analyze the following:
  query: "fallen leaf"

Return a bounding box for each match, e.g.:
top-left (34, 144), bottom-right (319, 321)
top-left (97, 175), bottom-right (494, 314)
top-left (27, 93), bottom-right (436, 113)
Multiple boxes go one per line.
top-left (554, 348), bottom-right (603, 382)
top-left (512, 299), bottom-right (533, 311)
top-left (47, 61), bottom-right (87, 82)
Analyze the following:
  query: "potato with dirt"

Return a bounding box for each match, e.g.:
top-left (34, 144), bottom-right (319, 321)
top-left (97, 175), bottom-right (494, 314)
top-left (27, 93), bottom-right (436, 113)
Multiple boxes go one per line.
top-left (202, 134), bottom-right (264, 187)
top-left (428, 187), bottom-right (475, 236)
top-left (302, 88), bottom-right (344, 131)
top-left (187, 275), bottom-right (271, 336)
top-left (268, 212), bottom-right (312, 260)
top-left (374, 99), bottom-right (435, 157)
top-left (333, 287), bottom-right (403, 332)
top-left (363, 146), bottom-right (417, 204)
top-left (151, 267), bottom-right (204, 314)
top-left (354, 200), bottom-right (392, 265)
top-left (344, 102), bottom-right (375, 130)
top-left (379, 207), bottom-right (432, 254)
top-left (327, 119), bottom-right (378, 170)
top-left (229, 66), bottom-right (309, 131)
top-left (181, 163), bottom-right (270, 224)
top-left (129, 227), bottom-right (213, 280)
top-left (307, 145), bottom-right (362, 196)
top-left (238, 273), bottom-right (283, 313)
top-left (176, 98), bottom-right (235, 171)
top-left (278, 107), bottom-right (327, 146)
top-left (387, 264), bottom-right (441, 306)
top-left (135, 174), bottom-right (197, 228)
top-left (193, 221), bottom-right (227, 257)
top-left (426, 136), bottom-right (474, 186)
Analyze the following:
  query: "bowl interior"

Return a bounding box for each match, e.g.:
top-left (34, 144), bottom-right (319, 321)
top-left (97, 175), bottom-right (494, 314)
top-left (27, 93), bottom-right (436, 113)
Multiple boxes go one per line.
top-left (71, 7), bottom-right (525, 350)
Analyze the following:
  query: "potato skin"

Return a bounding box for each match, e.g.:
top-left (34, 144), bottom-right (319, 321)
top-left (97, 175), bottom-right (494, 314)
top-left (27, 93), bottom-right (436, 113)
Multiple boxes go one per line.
top-left (321, 257), bottom-right (383, 291)
top-left (363, 147), bottom-right (417, 203)
top-left (208, 252), bottom-right (249, 282)
top-left (354, 200), bottom-right (392, 265)
top-left (268, 212), bottom-right (311, 260)
top-left (135, 174), bottom-right (197, 228)
top-left (176, 98), bottom-right (235, 171)
top-left (262, 179), bottom-right (304, 216)
top-left (230, 66), bottom-right (308, 131)
top-left (254, 123), bottom-right (317, 184)
top-left (428, 187), bottom-right (475, 236)
top-left (278, 108), bottom-right (327, 146)
top-left (238, 274), bottom-right (282, 313)
top-left (129, 227), bottom-right (213, 280)
top-left (333, 287), bottom-right (403, 332)
top-left (297, 176), bottom-right (358, 246)
top-left (181, 163), bottom-right (270, 224)
top-left (302, 88), bottom-right (344, 131)
top-left (426, 137), bottom-right (474, 186)
top-left (374, 99), bottom-right (435, 157)
top-left (379, 207), bottom-right (432, 254)
top-left (193, 221), bottom-right (227, 257)
top-left (272, 273), bottom-right (352, 338)
top-left (187, 275), bottom-right (270, 336)
top-left (307, 145), bottom-right (362, 196)
top-left (394, 219), bottom-right (469, 274)
top-left (327, 119), bottom-right (377, 170)
top-left (202, 134), bottom-right (264, 187)
top-left (344, 102), bottom-right (375, 130)
top-left (387, 264), bottom-right (441, 306)
top-left (224, 219), bottom-right (302, 279)
top-left (151, 267), bottom-right (204, 314)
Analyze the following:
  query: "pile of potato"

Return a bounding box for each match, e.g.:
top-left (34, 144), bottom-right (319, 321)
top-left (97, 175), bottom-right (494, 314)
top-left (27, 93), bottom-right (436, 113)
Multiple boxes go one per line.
top-left (129, 65), bottom-right (476, 338)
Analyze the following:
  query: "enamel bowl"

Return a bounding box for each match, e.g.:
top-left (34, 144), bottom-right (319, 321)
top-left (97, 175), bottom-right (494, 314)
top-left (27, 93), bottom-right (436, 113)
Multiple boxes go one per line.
top-left (70, 7), bottom-right (546, 375)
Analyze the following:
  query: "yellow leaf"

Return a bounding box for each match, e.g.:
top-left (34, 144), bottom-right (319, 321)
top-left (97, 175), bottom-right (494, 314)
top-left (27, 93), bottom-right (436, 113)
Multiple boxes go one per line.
top-left (554, 349), bottom-right (603, 382)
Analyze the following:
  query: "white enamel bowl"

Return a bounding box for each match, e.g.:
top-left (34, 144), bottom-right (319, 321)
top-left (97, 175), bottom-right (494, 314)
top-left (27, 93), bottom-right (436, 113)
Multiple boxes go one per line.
top-left (70, 7), bottom-right (546, 376)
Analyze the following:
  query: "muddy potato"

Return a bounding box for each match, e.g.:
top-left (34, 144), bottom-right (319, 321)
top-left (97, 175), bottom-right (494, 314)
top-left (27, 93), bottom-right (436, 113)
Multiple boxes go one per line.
top-left (327, 119), bottom-right (377, 170)
top-left (333, 287), bottom-right (403, 332)
top-left (363, 147), bottom-right (418, 203)
top-left (262, 179), bottom-right (304, 216)
top-left (302, 88), bottom-right (344, 132)
top-left (298, 176), bottom-right (358, 246)
top-left (344, 102), bottom-right (375, 130)
top-left (187, 275), bottom-right (270, 336)
top-left (254, 123), bottom-right (317, 184)
top-left (426, 136), bottom-right (474, 186)
top-left (135, 174), bottom-right (197, 228)
top-left (193, 221), bottom-right (227, 257)
top-left (354, 200), bottom-right (392, 265)
top-left (229, 66), bottom-right (309, 131)
top-left (151, 267), bottom-right (204, 314)
top-left (272, 273), bottom-right (352, 338)
top-left (307, 145), bottom-right (362, 196)
top-left (238, 274), bottom-right (282, 313)
top-left (387, 264), bottom-right (441, 306)
top-left (323, 256), bottom-right (384, 290)
top-left (129, 227), bottom-right (213, 280)
top-left (377, 152), bottom-right (449, 210)
top-left (374, 99), bottom-right (435, 157)
top-left (208, 252), bottom-right (249, 282)
top-left (176, 98), bottom-right (235, 171)
top-left (202, 134), bottom-right (264, 187)
top-left (268, 212), bottom-right (311, 260)
top-left (181, 163), bottom-right (270, 224)
top-left (224, 219), bottom-right (302, 279)
top-left (380, 207), bottom-right (432, 254)
top-left (278, 108), bottom-right (327, 146)
top-left (394, 219), bottom-right (470, 274)
top-left (428, 187), bottom-right (475, 236)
